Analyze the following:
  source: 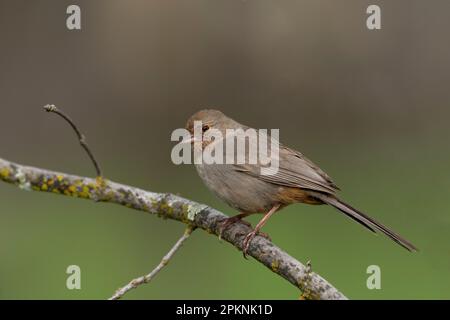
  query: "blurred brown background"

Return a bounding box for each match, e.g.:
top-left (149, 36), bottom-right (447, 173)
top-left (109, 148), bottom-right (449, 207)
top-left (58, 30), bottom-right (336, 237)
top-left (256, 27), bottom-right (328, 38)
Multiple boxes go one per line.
top-left (0, 0), bottom-right (449, 299)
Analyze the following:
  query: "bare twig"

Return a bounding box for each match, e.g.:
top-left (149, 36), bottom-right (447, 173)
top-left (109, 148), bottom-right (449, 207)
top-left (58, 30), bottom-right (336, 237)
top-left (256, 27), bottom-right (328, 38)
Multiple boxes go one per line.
top-left (43, 104), bottom-right (103, 177)
top-left (0, 157), bottom-right (347, 299)
top-left (109, 226), bottom-right (195, 300)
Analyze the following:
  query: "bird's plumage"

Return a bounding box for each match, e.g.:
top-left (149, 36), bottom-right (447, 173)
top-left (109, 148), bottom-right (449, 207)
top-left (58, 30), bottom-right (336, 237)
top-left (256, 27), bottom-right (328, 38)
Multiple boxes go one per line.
top-left (186, 109), bottom-right (417, 252)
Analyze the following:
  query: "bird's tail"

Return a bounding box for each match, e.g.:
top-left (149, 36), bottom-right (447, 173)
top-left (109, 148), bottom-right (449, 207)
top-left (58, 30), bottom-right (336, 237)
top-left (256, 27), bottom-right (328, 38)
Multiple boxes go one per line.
top-left (313, 193), bottom-right (418, 252)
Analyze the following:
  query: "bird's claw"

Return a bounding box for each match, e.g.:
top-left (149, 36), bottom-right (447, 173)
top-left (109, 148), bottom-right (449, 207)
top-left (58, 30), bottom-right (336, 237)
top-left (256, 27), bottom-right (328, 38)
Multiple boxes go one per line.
top-left (242, 230), bottom-right (272, 258)
top-left (242, 231), bottom-right (257, 259)
top-left (218, 216), bottom-right (251, 240)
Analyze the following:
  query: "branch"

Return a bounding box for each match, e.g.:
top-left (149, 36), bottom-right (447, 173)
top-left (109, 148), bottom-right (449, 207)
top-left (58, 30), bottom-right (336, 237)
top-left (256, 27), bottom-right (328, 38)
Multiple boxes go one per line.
top-left (0, 157), bottom-right (347, 300)
top-left (43, 104), bottom-right (103, 177)
top-left (109, 226), bottom-right (195, 300)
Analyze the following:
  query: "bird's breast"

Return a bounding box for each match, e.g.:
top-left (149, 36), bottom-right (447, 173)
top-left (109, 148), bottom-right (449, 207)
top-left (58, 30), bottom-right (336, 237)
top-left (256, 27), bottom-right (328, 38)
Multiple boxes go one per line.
top-left (195, 163), bottom-right (282, 213)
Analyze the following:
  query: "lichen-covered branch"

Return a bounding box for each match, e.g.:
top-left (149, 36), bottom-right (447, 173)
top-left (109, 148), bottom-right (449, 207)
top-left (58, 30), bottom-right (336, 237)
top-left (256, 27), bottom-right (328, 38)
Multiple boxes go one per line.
top-left (109, 226), bottom-right (195, 300)
top-left (0, 157), bottom-right (347, 300)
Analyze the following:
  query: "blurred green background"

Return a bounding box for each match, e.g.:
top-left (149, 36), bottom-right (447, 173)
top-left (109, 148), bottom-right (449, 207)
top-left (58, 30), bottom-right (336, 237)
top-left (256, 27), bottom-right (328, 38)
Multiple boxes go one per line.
top-left (0, 0), bottom-right (449, 299)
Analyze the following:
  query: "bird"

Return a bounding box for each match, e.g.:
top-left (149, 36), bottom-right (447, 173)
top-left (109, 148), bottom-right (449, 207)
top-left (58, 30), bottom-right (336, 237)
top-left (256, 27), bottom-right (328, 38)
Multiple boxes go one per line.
top-left (184, 109), bottom-right (417, 257)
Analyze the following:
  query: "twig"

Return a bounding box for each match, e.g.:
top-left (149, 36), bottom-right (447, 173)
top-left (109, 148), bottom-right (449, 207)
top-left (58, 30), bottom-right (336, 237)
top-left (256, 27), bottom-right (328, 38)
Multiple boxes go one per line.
top-left (109, 226), bottom-right (195, 300)
top-left (43, 104), bottom-right (103, 177)
top-left (0, 157), bottom-right (347, 299)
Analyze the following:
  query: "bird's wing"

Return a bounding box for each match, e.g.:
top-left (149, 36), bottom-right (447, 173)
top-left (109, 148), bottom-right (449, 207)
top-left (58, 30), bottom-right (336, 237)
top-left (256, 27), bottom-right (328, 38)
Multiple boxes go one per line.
top-left (283, 146), bottom-right (339, 191)
top-left (232, 139), bottom-right (339, 195)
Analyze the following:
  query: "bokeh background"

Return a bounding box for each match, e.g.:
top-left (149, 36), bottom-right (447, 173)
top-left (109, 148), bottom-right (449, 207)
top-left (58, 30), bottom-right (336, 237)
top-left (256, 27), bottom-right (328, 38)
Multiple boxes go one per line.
top-left (0, 0), bottom-right (449, 299)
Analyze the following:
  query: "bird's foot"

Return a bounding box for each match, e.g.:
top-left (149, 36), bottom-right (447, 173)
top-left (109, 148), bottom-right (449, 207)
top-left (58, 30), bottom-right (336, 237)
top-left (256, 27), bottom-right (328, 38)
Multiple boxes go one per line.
top-left (242, 230), bottom-right (272, 258)
top-left (242, 204), bottom-right (279, 259)
top-left (242, 231), bottom-right (257, 259)
top-left (218, 215), bottom-right (251, 240)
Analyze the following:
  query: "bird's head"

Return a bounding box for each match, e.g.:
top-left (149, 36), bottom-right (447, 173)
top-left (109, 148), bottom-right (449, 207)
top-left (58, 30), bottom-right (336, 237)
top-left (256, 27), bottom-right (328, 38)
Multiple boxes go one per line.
top-left (185, 109), bottom-right (241, 148)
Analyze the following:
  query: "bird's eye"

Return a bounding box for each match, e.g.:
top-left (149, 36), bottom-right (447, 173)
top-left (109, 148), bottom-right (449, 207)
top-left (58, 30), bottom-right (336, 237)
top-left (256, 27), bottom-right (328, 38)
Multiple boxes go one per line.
top-left (202, 125), bottom-right (210, 132)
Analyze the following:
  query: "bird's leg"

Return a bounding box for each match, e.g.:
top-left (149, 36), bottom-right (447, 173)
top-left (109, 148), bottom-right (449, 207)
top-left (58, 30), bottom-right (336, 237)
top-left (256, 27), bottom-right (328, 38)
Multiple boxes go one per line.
top-left (219, 212), bottom-right (252, 240)
top-left (242, 204), bottom-right (281, 258)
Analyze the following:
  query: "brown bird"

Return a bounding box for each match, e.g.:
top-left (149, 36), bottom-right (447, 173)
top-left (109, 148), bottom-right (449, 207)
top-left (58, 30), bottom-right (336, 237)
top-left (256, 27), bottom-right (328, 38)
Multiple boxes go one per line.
top-left (185, 109), bottom-right (417, 257)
